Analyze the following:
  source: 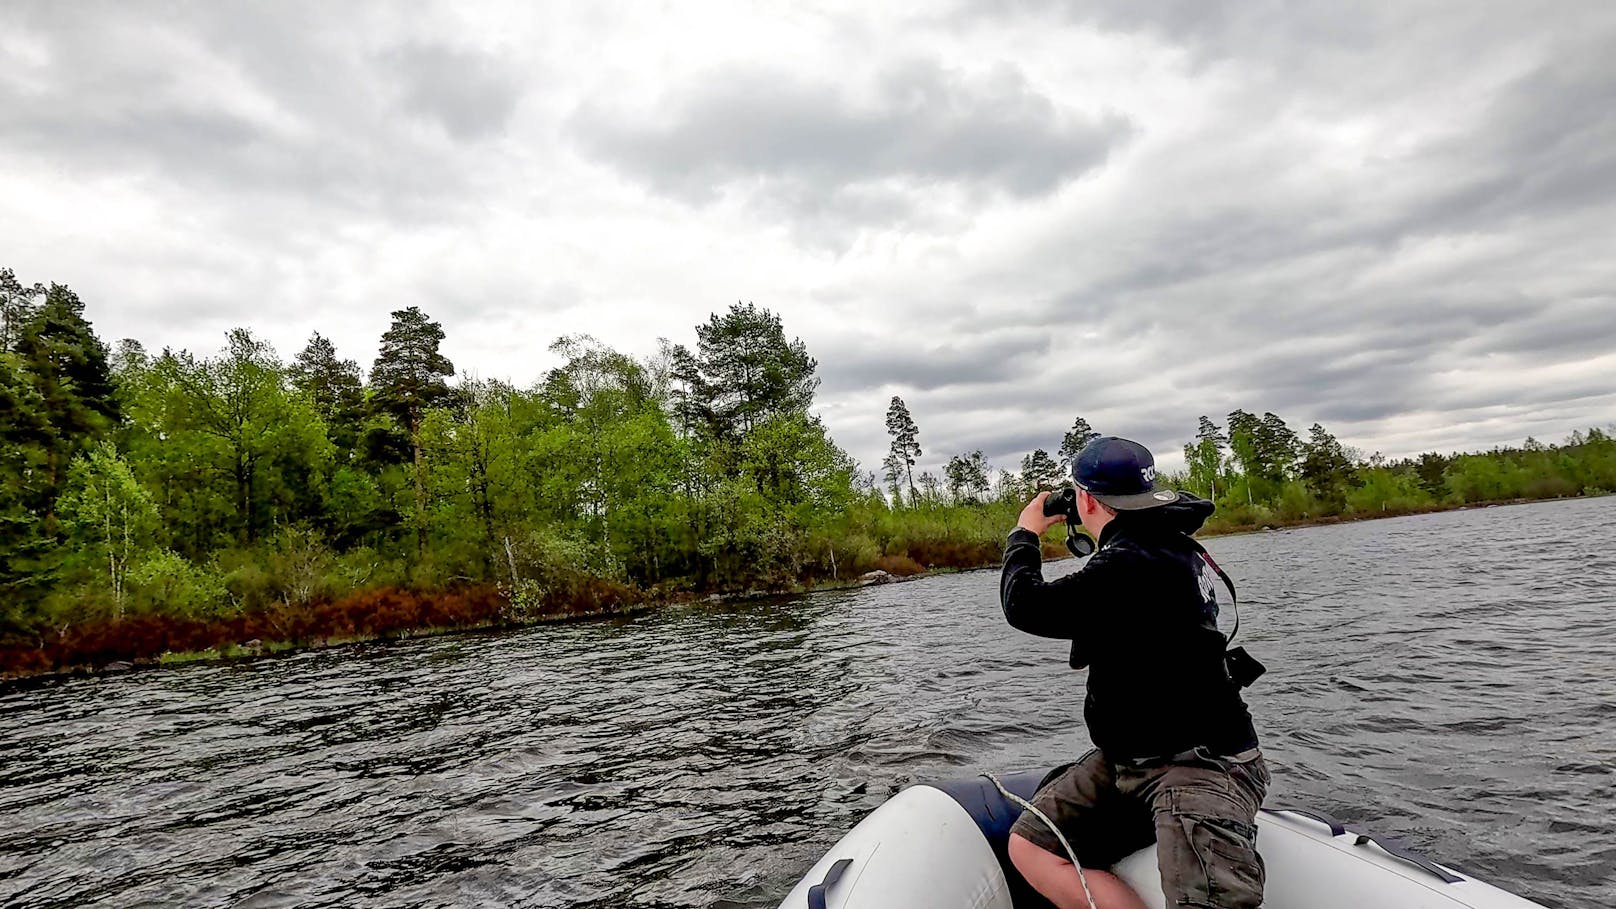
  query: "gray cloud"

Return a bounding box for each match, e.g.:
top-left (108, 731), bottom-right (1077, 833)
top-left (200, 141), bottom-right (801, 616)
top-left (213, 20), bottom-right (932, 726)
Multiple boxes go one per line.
top-left (0, 3), bottom-right (502, 223)
top-left (384, 44), bottom-right (523, 142)
top-left (816, 328), bottom-right (1047, 395)
top-left (2, 1), bottom-right (1613, 483)
top-left (569, 58), bottom-right (1133, 220)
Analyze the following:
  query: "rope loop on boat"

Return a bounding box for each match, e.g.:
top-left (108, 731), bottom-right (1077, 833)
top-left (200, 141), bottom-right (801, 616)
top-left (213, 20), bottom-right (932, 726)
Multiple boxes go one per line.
top-left (983, 772), bottom-right (1098, 909)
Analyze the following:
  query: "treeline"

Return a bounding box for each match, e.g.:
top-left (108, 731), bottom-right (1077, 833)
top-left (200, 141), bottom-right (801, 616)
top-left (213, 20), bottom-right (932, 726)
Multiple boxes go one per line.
top-left (1171, 411), bottom-right (1616, 530)
top-left (1, 270), bottom-right (1028, 670)
top-left (3, 263), bottom-right (1612, 672)
top-left (874, 398), bottom-right (1616, 532)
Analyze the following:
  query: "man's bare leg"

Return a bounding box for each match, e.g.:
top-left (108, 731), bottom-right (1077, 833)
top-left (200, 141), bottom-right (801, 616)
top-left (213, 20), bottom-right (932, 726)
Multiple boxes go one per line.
top-left (1008, 832), bottom-right (1149, 909)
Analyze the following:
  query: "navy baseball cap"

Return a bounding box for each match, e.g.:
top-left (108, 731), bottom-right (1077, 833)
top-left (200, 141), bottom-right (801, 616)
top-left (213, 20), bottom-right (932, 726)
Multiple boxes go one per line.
top-left (1072, 436), bottom-right (1179, 510)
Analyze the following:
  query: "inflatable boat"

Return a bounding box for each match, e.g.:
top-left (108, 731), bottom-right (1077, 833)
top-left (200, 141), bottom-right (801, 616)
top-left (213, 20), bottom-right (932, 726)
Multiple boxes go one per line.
top-left (778, 768), bottom-right (1549, 908)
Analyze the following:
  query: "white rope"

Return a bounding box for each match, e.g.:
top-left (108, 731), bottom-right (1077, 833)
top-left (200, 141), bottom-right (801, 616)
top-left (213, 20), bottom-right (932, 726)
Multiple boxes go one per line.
top-left (984, 772), bottom-right (1098, 909)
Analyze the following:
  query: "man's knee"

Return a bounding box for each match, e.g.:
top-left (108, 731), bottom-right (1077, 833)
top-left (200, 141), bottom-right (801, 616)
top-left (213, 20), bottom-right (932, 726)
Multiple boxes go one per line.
top-left (1009, 831), bottom-right (1066, 876)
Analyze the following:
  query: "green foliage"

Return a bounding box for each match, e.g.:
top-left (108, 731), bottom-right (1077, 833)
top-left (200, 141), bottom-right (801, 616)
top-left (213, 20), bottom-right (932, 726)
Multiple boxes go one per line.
top-left (58, 441), bottom-right (160, 617)
top-left (945, 450), bottom-right (991, 503)
top-left (4, 261), bottom-right (1614, 667)
top-left (125, 331), bottom-right (332, 550)
top-left (0, 353), bottom-right (58, 623)
top-left (670, 301), bottom-right (818, 441)
top-left (1298, 422), bottom-right (1357, 510)
top-left (1018, 448), bottom-right (1062, 494)
top-left (370, 307), bottom-right (454, 554)
top-left (1343, 465), bottom-right (1427, 514)
top-left (369, 307), bottom-right (454, 429)
top-left (1255, 412), bottom-right (1300, 483)
top-left (1184, 415), bottom-right (1226, 499)
top-left (290, 332), bottom-right (365, 449)
top-left (128, 549), bottom-right (230, 619)
top-left (11, 283), bottom-right (119, 527)
top-left (0, 268), bottom-right (45, 351)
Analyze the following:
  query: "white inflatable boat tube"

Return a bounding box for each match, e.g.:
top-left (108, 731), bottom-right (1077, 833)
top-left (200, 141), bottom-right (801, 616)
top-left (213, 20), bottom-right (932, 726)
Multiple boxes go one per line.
top-left (778, 770), bottom-right (1553, 909)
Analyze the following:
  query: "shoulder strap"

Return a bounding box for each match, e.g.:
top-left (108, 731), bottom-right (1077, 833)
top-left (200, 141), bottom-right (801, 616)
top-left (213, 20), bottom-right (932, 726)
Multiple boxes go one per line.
top-left (1180, 536), bottom-right (1240, 644)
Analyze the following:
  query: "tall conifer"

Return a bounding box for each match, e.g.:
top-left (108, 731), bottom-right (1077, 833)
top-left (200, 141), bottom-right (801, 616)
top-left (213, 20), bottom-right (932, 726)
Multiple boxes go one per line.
top-left (291, 332), bottom-right (365, 453)
top-left (1058, 417), bottom-right (1098, 468)
top-left (370, 307), bottom-right (454, 553)
top-left (885, 396), bottom-right (921, 504)
top-left (14, 284), bottom-right (119, 529)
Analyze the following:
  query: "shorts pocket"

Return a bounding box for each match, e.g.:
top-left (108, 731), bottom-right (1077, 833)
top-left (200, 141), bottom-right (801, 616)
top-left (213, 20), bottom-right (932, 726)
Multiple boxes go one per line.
top-left (1161, 787), bottom-right (1265, 908)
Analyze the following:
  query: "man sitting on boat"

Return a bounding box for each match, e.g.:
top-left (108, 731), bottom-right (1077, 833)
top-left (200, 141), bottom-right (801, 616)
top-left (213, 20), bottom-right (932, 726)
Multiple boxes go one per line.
top-left (1001, 436), bottom-right (1268, 909)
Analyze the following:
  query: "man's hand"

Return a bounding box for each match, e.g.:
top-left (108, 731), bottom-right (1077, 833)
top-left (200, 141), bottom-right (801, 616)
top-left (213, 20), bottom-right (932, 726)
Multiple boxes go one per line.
top-left (1017, 492), bottom-right (1065, 535)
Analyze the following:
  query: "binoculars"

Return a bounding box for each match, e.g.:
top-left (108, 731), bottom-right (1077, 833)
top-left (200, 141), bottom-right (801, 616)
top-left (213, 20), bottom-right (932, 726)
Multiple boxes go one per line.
top-left (1041, 487), bottom-right (1095, 558)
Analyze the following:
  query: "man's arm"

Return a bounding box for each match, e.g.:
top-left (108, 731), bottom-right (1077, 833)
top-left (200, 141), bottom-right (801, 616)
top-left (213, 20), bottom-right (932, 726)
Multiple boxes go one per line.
top-left (1000, 527), bottom-right (1111, 639)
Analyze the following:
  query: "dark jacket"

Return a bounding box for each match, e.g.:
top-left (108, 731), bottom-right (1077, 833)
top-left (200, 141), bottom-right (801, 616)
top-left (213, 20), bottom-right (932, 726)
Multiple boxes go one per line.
top-left (1000, 494), bottom-right (1258, 761)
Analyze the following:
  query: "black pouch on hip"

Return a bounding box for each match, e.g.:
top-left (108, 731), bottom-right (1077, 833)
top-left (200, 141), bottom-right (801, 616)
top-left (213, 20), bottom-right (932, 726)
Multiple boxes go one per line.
top-left (1224, 646), bottom-right (1266, 688)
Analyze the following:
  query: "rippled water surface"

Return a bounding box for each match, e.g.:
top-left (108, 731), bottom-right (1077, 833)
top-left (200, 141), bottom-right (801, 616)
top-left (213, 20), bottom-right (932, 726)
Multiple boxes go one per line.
top-left (3, 497), bottom-right (1614, 908)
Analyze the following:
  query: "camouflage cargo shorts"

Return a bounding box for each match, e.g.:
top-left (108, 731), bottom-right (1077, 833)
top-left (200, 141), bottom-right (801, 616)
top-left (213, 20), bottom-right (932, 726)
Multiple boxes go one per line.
top-left (1010, 746), bottom-right (1270, 909)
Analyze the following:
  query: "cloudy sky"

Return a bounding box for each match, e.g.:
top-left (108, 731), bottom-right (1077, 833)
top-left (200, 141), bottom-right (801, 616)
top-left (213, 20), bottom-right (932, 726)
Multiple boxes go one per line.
top-left (4, 1), bottom-right (1614, 476)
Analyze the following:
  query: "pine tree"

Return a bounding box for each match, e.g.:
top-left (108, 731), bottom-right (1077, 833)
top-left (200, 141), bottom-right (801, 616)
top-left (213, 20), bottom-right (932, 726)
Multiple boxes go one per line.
top-left (684, 302), bottom-right (818, 440)
top-left (291, 332), bottom-right (365, 453)
top-left (0, 268), bottom-right (45, 352)
top-left (885, 396), bottom-right (921, 504)
top-left (1255, 412), bottom-right (1300, 482)
top-left (1226, 409), bottom-right (1262, 504)
top-left (371, 307), bottom-right (454, 553)
top-left (661, 339), bottom-right (711, 439)
top-left (1058, 417), bottom-right (1098, 467)
top-left (0, 354), bottom-right (57, 625)
top-left (1414, 452), bottom-right (1449, 497)
top-left (1299, 422), bottom-right (1356, 508)
top-left (1019, 448), bottom-right (1062, 494)
top-left (945, 450), bottom-right (990, 503)
top-left (13, 283), bottom-right (120, 529)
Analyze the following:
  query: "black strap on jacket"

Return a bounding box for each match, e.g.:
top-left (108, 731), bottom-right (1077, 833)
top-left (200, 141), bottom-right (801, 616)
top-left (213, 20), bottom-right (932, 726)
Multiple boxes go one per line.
top-left (1180, 536), bottom-right (1266, 688)
top-left (1179, 536), bottom-right (1241, 644)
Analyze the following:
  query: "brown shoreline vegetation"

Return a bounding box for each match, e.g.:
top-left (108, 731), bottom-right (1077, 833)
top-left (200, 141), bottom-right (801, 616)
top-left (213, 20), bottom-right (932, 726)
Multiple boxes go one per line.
top-left (0, 541), bottom-right (1018, 682)
top-left (8, 494), bottom-right (1604, 683)
top-left (0, 581), bottom-right (642, 682)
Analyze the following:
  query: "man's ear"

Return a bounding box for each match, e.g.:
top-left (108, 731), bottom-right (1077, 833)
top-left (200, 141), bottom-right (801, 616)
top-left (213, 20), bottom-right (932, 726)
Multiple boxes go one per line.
top-left (1078, 490), bottom-right (1114, 517)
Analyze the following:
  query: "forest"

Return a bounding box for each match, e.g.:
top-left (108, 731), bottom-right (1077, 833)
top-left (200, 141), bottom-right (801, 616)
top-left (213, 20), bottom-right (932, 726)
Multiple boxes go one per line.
top-left (3, 265), bottom-right (1614, 674)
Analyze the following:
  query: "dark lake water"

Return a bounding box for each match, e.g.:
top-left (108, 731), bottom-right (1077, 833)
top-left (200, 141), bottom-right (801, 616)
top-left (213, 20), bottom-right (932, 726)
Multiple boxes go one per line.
top-left (2, 496), bottom-right (1613, 909)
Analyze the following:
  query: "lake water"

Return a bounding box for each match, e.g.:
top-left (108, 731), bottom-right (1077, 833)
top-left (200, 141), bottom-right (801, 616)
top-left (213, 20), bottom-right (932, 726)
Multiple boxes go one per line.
top-left (2, 496), bottom-right (1612, 908)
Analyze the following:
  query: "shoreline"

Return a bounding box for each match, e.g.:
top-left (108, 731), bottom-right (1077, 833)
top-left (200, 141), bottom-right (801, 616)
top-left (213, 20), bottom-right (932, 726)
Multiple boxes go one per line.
top-left (1196, 493), bottom-right (1575, 538)
top-left (3, 492), bottom-right (1605, 687)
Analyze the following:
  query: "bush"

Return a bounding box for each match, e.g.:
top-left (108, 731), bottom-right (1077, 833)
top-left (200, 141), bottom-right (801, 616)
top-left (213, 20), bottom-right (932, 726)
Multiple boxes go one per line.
top-left (874, 554), bottom-right (924, 576)
top-left (128, 550), bottom-right (230, 619)
top-left (266, 527), bottom-right (337, 605)
top-left (1207, 502), bottom-right (1275, 532)
top-left (817, 531), bottom-right (879, 580)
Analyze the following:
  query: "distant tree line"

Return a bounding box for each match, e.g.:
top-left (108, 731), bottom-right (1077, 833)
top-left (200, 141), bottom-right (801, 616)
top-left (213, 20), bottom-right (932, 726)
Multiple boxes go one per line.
top-left (1168, 411), bottom-right (1615, 528)
top-left (3, 263), bottom-right (1613, 666)
top-left (879, 389), bottom-right (1613, 526)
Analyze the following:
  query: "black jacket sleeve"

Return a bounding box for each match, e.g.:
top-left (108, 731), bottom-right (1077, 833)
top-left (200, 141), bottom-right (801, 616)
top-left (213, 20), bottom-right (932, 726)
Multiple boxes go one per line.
top-left (999, 528), bottom-right (1116, 642)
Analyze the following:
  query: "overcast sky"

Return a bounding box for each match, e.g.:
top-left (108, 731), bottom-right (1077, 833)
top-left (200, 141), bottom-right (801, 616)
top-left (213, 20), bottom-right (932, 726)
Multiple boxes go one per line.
top-left (4, 1), bottom-right (1614, 477)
